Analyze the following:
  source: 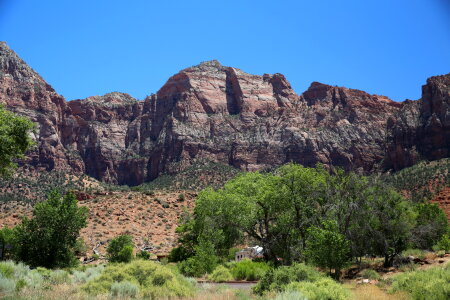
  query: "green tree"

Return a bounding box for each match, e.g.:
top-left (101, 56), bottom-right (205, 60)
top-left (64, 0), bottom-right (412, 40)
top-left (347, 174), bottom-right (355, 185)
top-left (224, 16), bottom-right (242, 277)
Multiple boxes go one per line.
top-left (13, 191), bottom-right (89, 268)
top-left (305, 221), bottom-right (350, 279)
top-left (0, 105), bottom-right (36, 177)
top-left (0, 226), bottom-right (14, 260)
top-left (107, 235), bottom-right (134, 263)
top-left (412, 203), bottom-right (448, 249)
top-left (369, 188), bottom-right (415, 267)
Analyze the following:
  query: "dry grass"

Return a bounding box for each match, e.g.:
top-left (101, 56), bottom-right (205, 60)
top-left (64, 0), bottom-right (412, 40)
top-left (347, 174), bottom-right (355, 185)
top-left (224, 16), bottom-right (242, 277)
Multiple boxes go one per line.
top-left (11, 284), bottom-right (107, 300)
top-left (349, 284), bottom-right (409, 300)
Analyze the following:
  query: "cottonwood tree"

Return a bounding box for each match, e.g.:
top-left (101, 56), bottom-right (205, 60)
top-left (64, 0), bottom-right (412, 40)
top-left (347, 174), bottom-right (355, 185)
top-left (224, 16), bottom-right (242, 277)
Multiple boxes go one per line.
top-left (13, 191), bottom-right (89, 268)
top-left (0, 105), bottom-right (35, 177)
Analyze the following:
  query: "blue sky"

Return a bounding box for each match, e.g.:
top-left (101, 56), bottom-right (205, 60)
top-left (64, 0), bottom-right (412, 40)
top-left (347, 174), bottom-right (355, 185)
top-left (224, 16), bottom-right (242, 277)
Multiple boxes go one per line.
top-left (0, 0), bottom-right (449, 101)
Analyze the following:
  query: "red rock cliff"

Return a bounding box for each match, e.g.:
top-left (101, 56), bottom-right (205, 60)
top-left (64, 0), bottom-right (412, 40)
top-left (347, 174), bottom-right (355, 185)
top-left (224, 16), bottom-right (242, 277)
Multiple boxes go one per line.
top-left (1, 42), bottom-right (448, 185)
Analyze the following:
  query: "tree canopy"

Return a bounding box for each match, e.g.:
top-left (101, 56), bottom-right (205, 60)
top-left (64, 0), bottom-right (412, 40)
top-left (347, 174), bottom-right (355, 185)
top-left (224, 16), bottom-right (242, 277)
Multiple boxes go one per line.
top-left (173, 163), bottom-right (448, 276)
top-left (0, 105), bottom-right (36, 177)
top-left (13, 191), bottom-right (88, 268)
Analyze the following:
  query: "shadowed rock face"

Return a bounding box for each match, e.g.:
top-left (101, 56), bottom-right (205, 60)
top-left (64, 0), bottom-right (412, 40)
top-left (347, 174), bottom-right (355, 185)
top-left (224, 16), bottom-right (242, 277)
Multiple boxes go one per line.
top-left (385, 74), bottom-right (450, 170)
top-left (0, 42), bottom-right (448, 185)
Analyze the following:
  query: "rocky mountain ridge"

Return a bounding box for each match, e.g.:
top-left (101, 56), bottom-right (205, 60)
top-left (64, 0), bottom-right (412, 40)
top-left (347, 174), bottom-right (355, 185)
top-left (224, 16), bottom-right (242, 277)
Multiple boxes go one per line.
top-left (1, 42), bottom-right (448, 185)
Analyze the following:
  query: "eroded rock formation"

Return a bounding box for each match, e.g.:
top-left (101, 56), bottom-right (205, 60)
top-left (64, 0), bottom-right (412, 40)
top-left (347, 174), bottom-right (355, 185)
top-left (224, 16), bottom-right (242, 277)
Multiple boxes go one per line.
top-left (1, 42), bottom-right (448, 185)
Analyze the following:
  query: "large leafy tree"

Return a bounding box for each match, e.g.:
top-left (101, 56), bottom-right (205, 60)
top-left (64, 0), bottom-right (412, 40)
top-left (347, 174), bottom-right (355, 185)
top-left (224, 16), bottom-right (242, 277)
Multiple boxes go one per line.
top-left (0, 105), bottom-right (36, 177)
top-left (305, 221), bottom-right (350, 279)
top-left (13, 191), bottom-right (89, 268)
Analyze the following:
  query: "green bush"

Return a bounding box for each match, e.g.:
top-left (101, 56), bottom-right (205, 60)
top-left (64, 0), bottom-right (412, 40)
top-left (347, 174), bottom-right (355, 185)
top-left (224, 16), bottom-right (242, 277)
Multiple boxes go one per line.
top-left (253, 263), bottom-right (324, 295)
top-left (0, 274), bottom-right (16, 293)
top-left (208, 265), bottom-right (233, 282)
top-left (107, 235), bottom-right (134, 263)
top-left (401, 249), bottom-right (426, 260)
top-left (361, 269), bottom-right (380, 280)
top-left (0, 261), bottom-right (45, 293)
top-left (433, 234), bottom-right (450, 253)
top-left (83, 260), bottom-right (196, 298)
top-left (230, 259), bottom-right (270, 281)
top-left (49, 270), bottom-right (70, 284)
top-left (136, 250), bottom-right (151, 260)
top-left (390, 264), bottom-right (450, 300)
top-left (274, 290), bottom-right (307, 300)
top-left (110, 281), bottom-right (140, 298)
top-left (178, 240), bottom-right (218, 277)
top-left (285, 278), bottom-right (351, 300)
top-left (72, 265), bottom-right (104, 283)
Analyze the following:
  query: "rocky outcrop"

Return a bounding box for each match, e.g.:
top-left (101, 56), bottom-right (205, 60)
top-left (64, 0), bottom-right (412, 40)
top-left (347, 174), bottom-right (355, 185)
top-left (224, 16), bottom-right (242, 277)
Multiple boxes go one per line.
top-left (385, 74), bottom-right (450, 170)
top-left (0, 42), bottom-right (448, 185)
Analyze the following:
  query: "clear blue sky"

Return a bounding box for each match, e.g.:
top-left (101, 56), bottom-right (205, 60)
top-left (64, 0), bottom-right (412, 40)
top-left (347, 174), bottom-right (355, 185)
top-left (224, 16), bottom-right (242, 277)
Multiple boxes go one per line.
top-left (0, 0), bottom-right (449, 101)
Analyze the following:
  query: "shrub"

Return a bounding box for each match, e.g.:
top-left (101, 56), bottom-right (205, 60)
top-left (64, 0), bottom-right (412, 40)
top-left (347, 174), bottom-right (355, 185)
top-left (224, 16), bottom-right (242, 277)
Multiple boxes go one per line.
top-left (83, 260), bottom-right (196, 298)
top-left (230, 259), bottom-right (270, 281)
top-left (178, 193), bottom-right (185, 201)
top-left (107, 235), bottom-right (134, 263)
top-left (285, 278), bottom-right (351, 300)
top-left (433, 234), bottom-right (450, 253)
top-left (72, 265), bottom-right (104, 284)
top-left (49, 270), bottom-right (70, 284)
top-left (0, 261), bottom-right (44, 293)
top-left (208, 265), bottom-right (233, 282)
top-left (0, 274), bottom-right (16, 293)
top-left (253, 263), bottom-right (324, 295)
top-left (136, 250), bottom-right (151, 260)
top-left (110, 281), bottom-right (140, 298)
top-left (275, 290), bottom-right (307, 300)
top-left (390, 264), bottom-right (450, 300)
top-left (361, 269), bottom-right (380, 280)
top-left (178, 240), bottom-right (218, 277)
top-left (401, 249), bottom-right (426, 260)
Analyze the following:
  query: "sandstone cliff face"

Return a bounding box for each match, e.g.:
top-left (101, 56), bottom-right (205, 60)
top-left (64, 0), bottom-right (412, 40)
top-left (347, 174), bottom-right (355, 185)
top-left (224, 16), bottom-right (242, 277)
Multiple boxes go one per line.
top-left (0, 42), bottom-right (70, 171)
top-left (0, 42), bottom-right (448, 185)
top-left (385, 74), bottom-right (450, 170)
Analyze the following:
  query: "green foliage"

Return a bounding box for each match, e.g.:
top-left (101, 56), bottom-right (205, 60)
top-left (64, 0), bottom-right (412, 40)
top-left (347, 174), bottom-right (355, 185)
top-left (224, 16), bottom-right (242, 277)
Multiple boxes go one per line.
top-left (401, 249), bottom-right (426, 260)
top-left (48, 270), bottom-right (70, 284)
top-left (367, 186), bottom-right (416, 267)
top-left (73, 238), bottom-right (88, 256)
top-left (285, 278), bottom-right (351, 300)
top-left (381, 158), bottom-right (450, 203)
top-left (361, 269), bottom-right (381, 280)
top-left (83, 260), bottom-right (196, 298)
top-left (72, 265), bottom-right (104, 283)
top-left (134, 158), bottom-right (241, 191)
top-left (433, 234), bottom-right (450, 253)
top-left (107, 234), bottom-right (134, 263)
top-left (274, 290), bottom-right (307, 300)
top-left (136, 250), bottom-right (151, 260)
top-left (174, 163), bottom-right (418, 269)
top-left (253, 263), bottom-right (324, 295)
top-left (0, 261), bottom-right (47, 293)
top-left (110, 280), bottom-right (140, 298)
top-left (208, 265), bottom-right (233, 282)
top-left (168, 245), bottom-right (192, 262)
top-left (230, 259), bottom-right (270, 281)
top-left (412, 203), bottom-right (448, 249)
top-left (178, 239), bottom-right (218, 277)
top-left (13, 191), bottom-right (88, 268)
top-left (305, 221), bottom-right (350, 279)
top-left (0, 106), bottom-right (36, 177)
top-left (390, 264), bottom-right (450, 300)
top-left (0, 226), bottom-right (14, 260)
